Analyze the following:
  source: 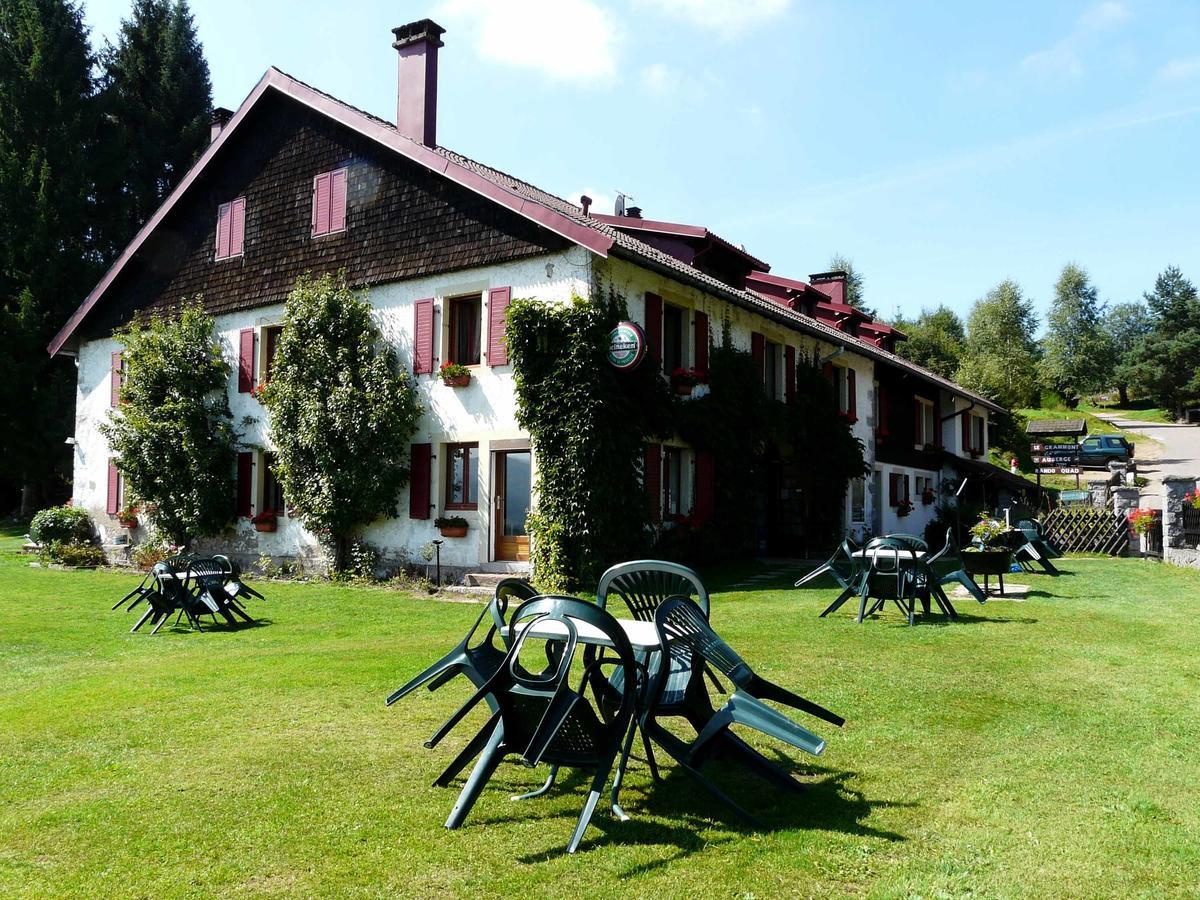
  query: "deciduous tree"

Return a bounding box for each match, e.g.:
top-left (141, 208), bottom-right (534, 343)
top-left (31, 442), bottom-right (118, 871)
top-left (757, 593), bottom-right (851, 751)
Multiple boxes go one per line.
top-left (1103, 302), bottom-right (1152, 406)
top-left (955, 280), bottom-right (1041, 410)
top-left (260, 273), bottom-right (422, 571)
top-left (100, 302), bottom-right (238, 545)
top-left (1040, 263), bottom-right (1111, 407)
top-left (892, 305), bottom-right (965, 379)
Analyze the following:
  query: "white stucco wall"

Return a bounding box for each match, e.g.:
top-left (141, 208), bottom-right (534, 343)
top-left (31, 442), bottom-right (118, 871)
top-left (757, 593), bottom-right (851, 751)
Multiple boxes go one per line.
top-left (73, 249), bottom-right (587, 571)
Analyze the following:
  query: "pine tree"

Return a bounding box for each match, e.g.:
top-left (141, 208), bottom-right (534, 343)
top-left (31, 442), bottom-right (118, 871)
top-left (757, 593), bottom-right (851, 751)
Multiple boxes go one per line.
top-left (1125, 267), bottom-right (1200, 419)
top-left (955, 280), bottom-right (1041, 410)
top-left (98, 0), bottom-right (211, 259)
top-left (0, 0), bottom-right (100, 514)
top-left (1040, 264), bottom-right (1112, 407)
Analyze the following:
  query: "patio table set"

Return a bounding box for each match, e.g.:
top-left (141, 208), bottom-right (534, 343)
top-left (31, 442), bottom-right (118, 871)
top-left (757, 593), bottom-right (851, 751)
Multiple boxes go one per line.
top-left (113, 554), bottom-right (265, 633)
top-left (388, 561), bottom-right (844, 854)
top-left (797, 523), bottom-right (1062, 624)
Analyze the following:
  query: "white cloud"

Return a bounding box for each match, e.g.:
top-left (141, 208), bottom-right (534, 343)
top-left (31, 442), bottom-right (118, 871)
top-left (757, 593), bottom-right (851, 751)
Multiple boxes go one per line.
top-left (1020, 41), bottom-right (1084, 81)
top-left (640, 63), bottom-right (680, 96)
top-left (437, 0), bottom-right (619, 85)
top-left (635, 0), bottom-right (790, 34)
top-left (1078, 1), bottom-right (1130, 31)
top-left (1157, 57), bottom-right (1200, 82)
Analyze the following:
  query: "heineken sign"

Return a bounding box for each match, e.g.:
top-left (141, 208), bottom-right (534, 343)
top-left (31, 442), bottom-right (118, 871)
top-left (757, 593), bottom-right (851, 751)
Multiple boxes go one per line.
top-left (607, 321), bottom-right (647, 370)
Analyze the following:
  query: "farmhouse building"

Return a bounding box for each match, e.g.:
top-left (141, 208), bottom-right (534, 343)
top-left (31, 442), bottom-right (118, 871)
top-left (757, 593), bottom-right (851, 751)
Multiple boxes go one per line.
top-left (50, 20), bottom-right (1020, 573)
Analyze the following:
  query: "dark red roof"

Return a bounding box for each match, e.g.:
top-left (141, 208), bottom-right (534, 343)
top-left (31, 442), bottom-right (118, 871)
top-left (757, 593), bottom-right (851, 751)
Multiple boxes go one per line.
top-left (47, 67), bottom-right (1003, 414)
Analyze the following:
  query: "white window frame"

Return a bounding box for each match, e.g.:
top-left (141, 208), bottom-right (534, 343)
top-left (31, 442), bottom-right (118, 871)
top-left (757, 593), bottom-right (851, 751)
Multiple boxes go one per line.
top-left (915, 396), bottom-right (936, 448)
top-left (849, 477), bottom-right (866, 524)
top-left (443, 292), bottom-right (485, 369)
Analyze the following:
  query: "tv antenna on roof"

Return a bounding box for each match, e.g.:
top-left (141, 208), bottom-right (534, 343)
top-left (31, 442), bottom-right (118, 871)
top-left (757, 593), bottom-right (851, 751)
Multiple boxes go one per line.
top-left (614, 191), bottom-right (632, 217)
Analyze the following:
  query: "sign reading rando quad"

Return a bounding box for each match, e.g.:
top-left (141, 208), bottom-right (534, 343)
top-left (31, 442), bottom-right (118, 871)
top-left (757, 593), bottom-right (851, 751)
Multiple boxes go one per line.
top-left (607, 321), bottom-right (647, 370)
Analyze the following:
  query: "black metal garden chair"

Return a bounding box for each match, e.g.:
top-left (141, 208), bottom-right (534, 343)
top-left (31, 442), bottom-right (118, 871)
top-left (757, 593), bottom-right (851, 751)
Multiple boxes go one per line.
top-left (640, 595), bottom-right (843, 825)
top-left (424, 596), bottom-right (642, 854)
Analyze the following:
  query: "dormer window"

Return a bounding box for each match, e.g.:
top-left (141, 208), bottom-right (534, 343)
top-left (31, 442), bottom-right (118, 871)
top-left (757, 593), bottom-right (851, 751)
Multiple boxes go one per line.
top-left (215, 197), bottom-right (245, 260)
top-left (312, 167), bottom-right (348, 237)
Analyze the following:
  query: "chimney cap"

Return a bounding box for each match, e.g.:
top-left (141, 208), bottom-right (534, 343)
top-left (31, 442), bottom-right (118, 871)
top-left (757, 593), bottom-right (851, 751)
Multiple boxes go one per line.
top-left (809, 270), bottom-right (848, 283)
top-left (392, 19), bottom-right (446, 50)
top-left (211, 106), bottom-right (234, 127)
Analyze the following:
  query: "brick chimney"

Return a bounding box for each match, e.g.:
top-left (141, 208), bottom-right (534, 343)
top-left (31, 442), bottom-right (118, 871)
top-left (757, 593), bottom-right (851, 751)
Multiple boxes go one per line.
top-left (809, 271), bottom-right (848, 305)
top-left (210, 107), bottom-right (233, 143)
top-left (392, 19), bottom-right (445, 147)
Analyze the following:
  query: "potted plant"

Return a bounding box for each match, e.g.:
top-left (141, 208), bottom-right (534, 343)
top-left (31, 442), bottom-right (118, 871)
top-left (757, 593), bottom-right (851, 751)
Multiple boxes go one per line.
top-left (962, 511), bottom-right (1014, 583)
top-left (1185, 488), bottom-right (1200, 510)
top-left (117, 504), bottom-right (139, 529)
top-left (252, 509), bottom-right (278, 533)
top-left (896, 499), bottom-right (914, 518)
top-left (921, 487), bottom-right (936, 506)
top-left (435, 515), bottom-right (469, 537)
top-left (669, 367), bottom-right (705, 397)
top-left (439, 361), bottom-right (471, 387)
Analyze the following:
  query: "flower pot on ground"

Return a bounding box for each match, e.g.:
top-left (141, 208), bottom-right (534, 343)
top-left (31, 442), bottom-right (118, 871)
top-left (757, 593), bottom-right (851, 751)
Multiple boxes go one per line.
top-left (252, 510), bottom-right (278, 533)
top-left (435, 515), bottom-right (469, 537)
top-left (439, 362), bottom-right (471, 387)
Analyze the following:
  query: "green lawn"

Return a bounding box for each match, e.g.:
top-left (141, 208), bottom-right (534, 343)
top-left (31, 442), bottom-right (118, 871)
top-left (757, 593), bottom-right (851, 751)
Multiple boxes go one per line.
top-left (3, 529), bottom-right (1200, 897)
top-left (1079, 401), bottom-right (1174, 424)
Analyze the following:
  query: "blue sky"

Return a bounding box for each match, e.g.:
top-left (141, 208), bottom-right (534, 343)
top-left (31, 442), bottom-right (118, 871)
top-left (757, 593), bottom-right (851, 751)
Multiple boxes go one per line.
top-left (81, 0), bottom-right (1200, 328)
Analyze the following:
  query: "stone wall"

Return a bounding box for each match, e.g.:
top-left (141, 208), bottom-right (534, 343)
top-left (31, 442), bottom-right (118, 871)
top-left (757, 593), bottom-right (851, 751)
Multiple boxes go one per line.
top-left (1163, 476), bottom-right (1200, 569)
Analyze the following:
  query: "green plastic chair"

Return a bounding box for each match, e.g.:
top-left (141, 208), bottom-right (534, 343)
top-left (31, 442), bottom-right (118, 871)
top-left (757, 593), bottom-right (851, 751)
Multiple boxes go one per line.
top-left (212, 554), bottom-right (266, 602)
top-left (426, 595), bottom-right (642, 854)
top-left (795, 537), bottom-right (862, 591)
top-left (887, 533), bottom-right (929, 552)
top-left (1018, 519), bottom-right (1062, 558)
top-left (642, 596), bottom-right (843, 824)
top-left (596, 559), bottom-right (710, 619)
top-left (926, 528), bottom-right (986, 604)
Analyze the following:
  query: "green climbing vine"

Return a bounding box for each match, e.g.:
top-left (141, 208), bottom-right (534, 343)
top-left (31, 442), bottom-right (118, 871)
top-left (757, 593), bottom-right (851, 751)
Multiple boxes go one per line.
top-left (508, 287), bottom-right (670, 591)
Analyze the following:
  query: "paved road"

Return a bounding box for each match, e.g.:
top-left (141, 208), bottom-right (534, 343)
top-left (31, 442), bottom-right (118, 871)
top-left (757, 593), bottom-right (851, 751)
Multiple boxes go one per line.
top-left (1094, 413), bottom-right (1200, 499)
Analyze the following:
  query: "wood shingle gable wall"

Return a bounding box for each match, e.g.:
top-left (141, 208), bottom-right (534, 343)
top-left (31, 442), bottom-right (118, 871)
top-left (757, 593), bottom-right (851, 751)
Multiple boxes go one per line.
top-left (78, 92), bottom-right (569, 342)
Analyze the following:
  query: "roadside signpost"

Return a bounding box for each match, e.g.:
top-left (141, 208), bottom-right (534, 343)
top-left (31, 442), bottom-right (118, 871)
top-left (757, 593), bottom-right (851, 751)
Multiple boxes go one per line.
top-left (1032, 442), bottom-right (1083, 489)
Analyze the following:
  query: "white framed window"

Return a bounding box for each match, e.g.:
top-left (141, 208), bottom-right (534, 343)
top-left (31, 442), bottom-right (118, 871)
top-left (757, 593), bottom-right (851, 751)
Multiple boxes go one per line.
top-left (764, 340), bottom-right (780, 401)
top-left (849, 478), bottom-right (866, 523)
top-left (445, 294), bottom-right (483, 367)
top-left (260, 450), bottom-right (287, 517)
top-left (915, 397), bottom-right (937, 448)
top-left (971, 414), bottom-right (986, 453)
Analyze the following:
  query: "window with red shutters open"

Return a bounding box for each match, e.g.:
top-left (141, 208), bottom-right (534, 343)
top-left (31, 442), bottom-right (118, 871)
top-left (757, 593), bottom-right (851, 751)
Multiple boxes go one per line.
top-left (311, 167), bottom-right (348, 237)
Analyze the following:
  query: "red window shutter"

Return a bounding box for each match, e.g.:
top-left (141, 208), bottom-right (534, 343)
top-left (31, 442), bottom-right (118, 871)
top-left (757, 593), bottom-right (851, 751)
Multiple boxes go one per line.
top-left (848, 368), bottom-right (857, 418)
top-left (409, 442), bottom-right (432, 519)
top-left (413, 298), bottom-right (434, 374)
top-left (215, 202), bottom-right (232, 258)
top-left (693, 450), bottom-right (715, 523)
top-left (877, 384), bottom-right (889, 435)
top-left (693, 311), bottom-right (709, 373)
top-left (962, 412), bottom-right (971, 451)
top-left (487, 286), bottom-right (511, 367)
top-left (644, 443), bottom-right (661, 523)
top-left (784, 345), bottom-right (796, 403)
top-left (106, 462), bottom-right (120, 515)
top-left (822, 361), bottom-right (834, 382)
top-left (329, 168), bottom-right (347, 232)
top-left (110, 352), bottom-right (122, 406)
top-left (229, 197), bottom-right (245, 256)
top-left (236, 452), bottom-right (253, 517)
top-left (312, 172), bottom-right (331, 235)
top-left (751, 332), bottom-right (765, 382)
top-left (889, 473), bottom-right (899, 506)
top-left (643, 293), bottom-right (662, 366)
top-left (237, 328), bottom-right (255, 392)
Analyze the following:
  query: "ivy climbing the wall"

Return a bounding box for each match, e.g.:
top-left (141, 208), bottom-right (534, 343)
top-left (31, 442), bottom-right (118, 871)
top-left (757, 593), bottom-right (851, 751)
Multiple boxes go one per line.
top-left (508, 287), bottom-right (670, 591)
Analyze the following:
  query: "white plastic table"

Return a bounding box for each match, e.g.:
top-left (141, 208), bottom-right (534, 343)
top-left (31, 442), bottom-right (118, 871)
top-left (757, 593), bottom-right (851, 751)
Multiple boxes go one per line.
top-left (501, 617), bottom-right (660, 651)
top-left (851, 549), bottom-right (927, 560)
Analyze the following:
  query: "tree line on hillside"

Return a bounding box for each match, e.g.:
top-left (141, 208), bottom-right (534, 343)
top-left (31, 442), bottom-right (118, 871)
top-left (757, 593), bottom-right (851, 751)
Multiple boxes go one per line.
top-left (888, 264), bottom-right (1200, 420)
top-left (0, 0), bottom-right (211, 515)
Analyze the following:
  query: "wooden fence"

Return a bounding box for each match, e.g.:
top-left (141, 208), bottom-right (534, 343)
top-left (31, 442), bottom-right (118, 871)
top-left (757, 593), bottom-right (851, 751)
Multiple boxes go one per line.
top-left (1041, 506), bottom-right (1129, 555)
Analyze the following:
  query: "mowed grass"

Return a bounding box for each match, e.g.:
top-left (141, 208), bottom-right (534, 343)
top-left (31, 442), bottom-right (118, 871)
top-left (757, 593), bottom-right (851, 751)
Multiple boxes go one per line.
top-left (3, 529), bottom-right (1200, 897)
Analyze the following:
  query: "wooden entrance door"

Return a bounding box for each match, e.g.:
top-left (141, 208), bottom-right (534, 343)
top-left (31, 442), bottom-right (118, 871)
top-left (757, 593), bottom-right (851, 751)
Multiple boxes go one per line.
top-left (493, 450), bottom-right (531, 561)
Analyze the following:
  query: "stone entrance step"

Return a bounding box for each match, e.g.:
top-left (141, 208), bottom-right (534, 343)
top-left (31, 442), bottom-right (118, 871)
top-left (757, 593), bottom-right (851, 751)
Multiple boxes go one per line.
top-left (463, 572), bottom-right (511, 588)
